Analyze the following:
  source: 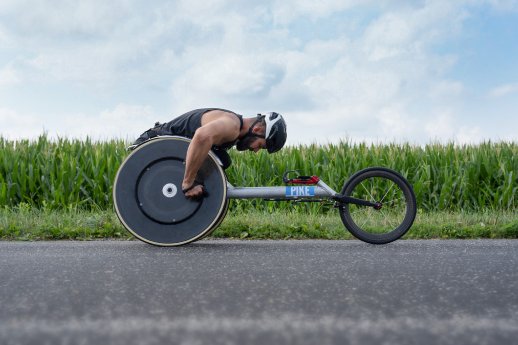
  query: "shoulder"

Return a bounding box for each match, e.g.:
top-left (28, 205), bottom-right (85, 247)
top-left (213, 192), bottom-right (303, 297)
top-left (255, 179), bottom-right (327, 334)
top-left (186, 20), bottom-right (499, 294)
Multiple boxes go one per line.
top-left (197, 110), bottom-right (241, 144)
top-left (201, 110), bottom-right (240, 128)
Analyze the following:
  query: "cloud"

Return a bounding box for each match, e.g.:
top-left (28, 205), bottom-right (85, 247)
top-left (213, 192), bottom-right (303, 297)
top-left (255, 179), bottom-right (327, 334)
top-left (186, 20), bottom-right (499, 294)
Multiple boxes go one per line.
top-left (159, 0), bottom-right (515, 144)
top-left (425, 112), bottom-right (455, 140)
top-left (0, 26), bottom-right (8, 44)
top-left (456, 126), bottom-right (482, 144)
top-left (0, 1), bottom-right (133, 39)
top-left (0, 64), bottom-right (20, 86)
top-left (489, 83), bottom-right (518, 98)
top-left (362, 2), bottom-right (467, 61)
top-left (171, 55), bottom-right (285, 106)
top-left (0, 108), bottom-right (44, 139)
top-left (0, 104), bottom-right (158, 141)
top-left (1, 1), bottom-right (171, 86)
top-left (271, 0), bottom-right (366, 25)
top-left (275, 1), bottom-right (472, 144)
top-left (430, 80), bottom-right (464, 99)
top-left (376, 105), bottom-right (417, 139)
top-left (0, 0), bottom-right (516, 144)
top-left (61, 104), bottom-right (156, 140)
top-left (486, 0), bottom-right (518, 12)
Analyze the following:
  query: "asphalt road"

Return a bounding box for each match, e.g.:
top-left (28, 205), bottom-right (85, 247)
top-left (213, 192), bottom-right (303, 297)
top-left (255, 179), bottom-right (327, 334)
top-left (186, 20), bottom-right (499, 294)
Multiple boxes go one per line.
top-left (1, 240), bottom-right (517, 345)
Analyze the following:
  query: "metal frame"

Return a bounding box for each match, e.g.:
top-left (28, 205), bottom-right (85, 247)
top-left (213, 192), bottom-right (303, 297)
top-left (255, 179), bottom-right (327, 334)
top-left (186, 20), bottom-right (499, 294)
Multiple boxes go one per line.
top-left (226, 180), bottom-right (337, 199)
top-left (226, 179), bottom-right (382, 209)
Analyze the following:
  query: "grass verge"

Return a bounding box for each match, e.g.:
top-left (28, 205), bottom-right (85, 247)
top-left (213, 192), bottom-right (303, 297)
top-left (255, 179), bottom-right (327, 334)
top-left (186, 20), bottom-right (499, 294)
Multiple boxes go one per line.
top-left (1, 206), bottom-right (517, 241)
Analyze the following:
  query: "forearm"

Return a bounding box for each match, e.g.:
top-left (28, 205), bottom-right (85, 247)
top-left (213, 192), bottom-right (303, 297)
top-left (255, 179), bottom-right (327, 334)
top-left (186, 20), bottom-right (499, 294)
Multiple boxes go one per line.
top-left (182, 134), bottom-right (213, 187)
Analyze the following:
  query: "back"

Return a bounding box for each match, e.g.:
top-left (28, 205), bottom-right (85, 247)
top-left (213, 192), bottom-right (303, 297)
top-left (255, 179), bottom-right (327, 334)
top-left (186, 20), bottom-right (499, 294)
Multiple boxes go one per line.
top-left (164, 108), bottom-right (243, 150)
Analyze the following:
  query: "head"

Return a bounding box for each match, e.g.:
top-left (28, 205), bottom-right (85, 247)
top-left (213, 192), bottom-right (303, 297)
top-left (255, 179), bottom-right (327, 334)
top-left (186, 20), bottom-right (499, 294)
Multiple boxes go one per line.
top-left (236, 112), bottom-right (287, 153)
top-left (235, 118), bottom-right (266, 152)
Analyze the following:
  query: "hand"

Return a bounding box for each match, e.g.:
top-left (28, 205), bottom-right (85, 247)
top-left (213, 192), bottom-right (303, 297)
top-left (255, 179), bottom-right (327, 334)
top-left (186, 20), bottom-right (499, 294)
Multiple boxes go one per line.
top-left (184, 184), bottom-right (204, 199)
top-left (182, 181), bottom-right (206, 199)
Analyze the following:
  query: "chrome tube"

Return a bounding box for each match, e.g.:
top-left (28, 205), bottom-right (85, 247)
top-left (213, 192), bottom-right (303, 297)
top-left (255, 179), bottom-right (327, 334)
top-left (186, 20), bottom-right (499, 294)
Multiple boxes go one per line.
top-left (226, 183), bottom-right (337, 200)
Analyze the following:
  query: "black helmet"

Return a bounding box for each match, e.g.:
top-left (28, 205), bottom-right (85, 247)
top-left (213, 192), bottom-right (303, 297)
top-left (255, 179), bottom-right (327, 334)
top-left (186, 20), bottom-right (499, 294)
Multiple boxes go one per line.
top-left (263, 112), bottom-right (287, 153)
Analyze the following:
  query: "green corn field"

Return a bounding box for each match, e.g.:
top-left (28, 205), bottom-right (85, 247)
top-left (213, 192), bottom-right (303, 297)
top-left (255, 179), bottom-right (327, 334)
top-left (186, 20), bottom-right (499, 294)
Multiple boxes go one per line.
top-left (0, 135), bottom-right (516, 212)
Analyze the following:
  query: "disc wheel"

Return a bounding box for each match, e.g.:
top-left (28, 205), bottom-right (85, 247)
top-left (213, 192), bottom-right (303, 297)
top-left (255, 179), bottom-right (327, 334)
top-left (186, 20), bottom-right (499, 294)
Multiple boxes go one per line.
top-left (200, 197), bottom-right (230, 240)
top-left (113, 136), bottom-right (228, 246)
top-left (338, 167), bottom-right (417, 244)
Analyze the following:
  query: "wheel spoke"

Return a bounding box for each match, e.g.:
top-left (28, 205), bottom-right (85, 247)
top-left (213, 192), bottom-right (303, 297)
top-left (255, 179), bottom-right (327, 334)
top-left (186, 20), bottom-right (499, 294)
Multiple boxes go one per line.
top-left (360, 181), bottom-right (376, 202)
top-left (386, 210), bottom-right (401, 230)
top-left (380, 182), bottom-right (395, 203)
top-left (358, 215), bottom-right (369, 229)
top-left (378, 209), bottom-right (394, 230)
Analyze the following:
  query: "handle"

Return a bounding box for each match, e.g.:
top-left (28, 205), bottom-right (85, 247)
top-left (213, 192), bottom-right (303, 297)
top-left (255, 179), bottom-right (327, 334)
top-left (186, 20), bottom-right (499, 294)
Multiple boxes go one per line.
top-left (283, 170), bottom-right (320, 185)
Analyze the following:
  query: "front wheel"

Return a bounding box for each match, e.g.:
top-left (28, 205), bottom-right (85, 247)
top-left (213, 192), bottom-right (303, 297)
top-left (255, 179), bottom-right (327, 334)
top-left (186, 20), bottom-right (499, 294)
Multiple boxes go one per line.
top-left (338, 167), bottom-right (417, 244)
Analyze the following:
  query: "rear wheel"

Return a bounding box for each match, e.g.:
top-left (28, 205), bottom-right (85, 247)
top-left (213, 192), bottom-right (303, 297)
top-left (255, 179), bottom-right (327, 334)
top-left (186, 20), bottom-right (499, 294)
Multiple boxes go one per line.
top-left (338, 167), bottom-right (416, 244)
top-left (113, 136), bottom-right (228, 246)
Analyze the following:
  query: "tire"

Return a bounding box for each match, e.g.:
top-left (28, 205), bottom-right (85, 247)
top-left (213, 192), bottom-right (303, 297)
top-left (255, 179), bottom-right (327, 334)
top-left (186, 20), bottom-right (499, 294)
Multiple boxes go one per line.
top-left (198, 169), bottom-right (230, 240)
top-left (113, 136), bottom-right (228, 246)
top-left (338, 167), bottom-right (417, 244)
top-left (200, 197), bottom-right (230, 240)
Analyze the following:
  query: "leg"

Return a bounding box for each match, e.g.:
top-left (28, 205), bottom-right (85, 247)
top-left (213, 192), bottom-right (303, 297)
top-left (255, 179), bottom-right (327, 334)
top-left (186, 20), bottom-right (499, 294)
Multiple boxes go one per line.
top-left (212, 148), bottom-right (232, 170)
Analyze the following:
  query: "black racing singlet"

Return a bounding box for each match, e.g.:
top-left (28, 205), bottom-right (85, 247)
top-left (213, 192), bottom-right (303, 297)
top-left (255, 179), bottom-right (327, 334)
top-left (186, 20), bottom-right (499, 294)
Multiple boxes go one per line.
top-left (163, 108), bottom-right (243, 150)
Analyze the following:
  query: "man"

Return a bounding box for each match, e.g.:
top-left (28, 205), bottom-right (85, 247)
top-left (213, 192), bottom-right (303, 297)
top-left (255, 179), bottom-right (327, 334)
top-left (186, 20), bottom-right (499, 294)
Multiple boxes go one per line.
top-left (133, 108), bottom-right (287, 199)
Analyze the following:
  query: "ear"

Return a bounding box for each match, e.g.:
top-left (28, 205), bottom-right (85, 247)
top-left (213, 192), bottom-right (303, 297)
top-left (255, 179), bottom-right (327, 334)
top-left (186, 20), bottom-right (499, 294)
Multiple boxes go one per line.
top-left (252, 121), bottom-right (266, 134)
top-left (252, 125), bottom-right (262, 133)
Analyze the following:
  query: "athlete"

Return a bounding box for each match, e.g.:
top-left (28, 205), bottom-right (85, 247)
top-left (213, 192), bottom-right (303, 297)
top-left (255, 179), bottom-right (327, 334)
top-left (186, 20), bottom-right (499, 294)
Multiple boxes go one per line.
top-left (132, 108), bottom-right (287, 199)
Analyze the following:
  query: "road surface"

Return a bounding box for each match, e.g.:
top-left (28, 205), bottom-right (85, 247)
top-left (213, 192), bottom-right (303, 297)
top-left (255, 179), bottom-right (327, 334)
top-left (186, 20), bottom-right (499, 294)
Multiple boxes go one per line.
top-left (1, 240), bottom-right (517, 344)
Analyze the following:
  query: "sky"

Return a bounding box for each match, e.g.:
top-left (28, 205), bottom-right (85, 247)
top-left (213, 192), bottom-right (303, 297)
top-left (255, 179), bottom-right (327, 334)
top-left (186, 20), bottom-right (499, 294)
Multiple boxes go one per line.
top-left (0, 0), bottom-right (517, 145)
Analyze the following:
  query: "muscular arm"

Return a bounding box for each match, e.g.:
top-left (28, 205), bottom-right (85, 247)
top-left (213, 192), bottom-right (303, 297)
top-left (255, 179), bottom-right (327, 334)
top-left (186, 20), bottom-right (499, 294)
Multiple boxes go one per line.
top-left (182, 114), bottom-right (240, 194)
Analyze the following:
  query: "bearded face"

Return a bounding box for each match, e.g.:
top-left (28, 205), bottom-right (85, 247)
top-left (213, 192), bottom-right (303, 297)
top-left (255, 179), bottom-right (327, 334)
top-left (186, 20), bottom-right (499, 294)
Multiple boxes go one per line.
top-left (235, 136), bottom-right (257, 151)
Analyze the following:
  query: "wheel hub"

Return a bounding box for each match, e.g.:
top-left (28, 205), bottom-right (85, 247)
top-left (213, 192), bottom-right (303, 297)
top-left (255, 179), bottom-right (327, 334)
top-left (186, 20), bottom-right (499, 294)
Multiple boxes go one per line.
top-left (162, 183), bottom-right (177, 198)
